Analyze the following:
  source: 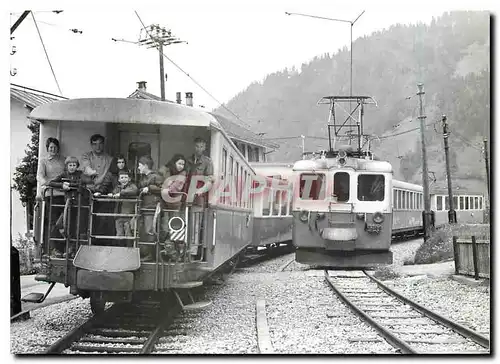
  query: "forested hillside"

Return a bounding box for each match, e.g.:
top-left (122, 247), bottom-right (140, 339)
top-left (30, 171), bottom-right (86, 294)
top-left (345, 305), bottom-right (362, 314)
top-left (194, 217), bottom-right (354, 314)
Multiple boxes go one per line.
top-left (217, 11), bottom-right (490, 193)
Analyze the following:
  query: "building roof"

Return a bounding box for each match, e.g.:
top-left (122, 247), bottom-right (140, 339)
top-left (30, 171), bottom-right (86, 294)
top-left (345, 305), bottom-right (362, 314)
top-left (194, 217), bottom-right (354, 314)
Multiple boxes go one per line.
top-left (128, 88), bottom-right (174, 102)
top-left (10, 83), bottom-right (67, 109)
top-left (128, 88), bottom-right (278, 150)
top-left (210, 113), bottom-right (279, 149)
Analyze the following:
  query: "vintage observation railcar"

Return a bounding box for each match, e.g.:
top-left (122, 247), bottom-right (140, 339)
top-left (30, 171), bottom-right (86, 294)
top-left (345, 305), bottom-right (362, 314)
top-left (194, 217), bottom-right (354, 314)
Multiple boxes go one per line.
top-left (27, 97), bottom-right (261, 312)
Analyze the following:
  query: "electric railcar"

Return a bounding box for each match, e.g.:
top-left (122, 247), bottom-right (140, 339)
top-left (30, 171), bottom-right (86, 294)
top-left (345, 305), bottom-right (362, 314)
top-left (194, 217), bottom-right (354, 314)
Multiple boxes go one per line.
top-left (292, 150), bottom-right (394, 268)
top-left (27, 97), bottom-right (261, 313)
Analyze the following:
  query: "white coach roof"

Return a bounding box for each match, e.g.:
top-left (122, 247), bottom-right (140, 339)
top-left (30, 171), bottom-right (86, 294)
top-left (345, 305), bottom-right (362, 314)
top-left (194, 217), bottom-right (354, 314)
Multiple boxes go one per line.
top-left (29, 98), bottom-right (221, 128)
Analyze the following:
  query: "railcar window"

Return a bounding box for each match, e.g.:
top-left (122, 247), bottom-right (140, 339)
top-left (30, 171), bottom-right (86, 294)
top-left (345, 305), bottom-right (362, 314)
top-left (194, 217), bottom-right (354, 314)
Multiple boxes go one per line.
top-left (401, 191), bottom-right (405, 209)
top-left (398, 190), bottom-right (402, 209)
top-left (240, 167), bottom-right (244, 207)
top-left (411, 192), bottom-right (415, 210)
top-left (243, 172), bottom-right (247, 208)
top-left (444, 196), bottom-right (449, 210)
top-left (333, 172), bottom-right (350, 202)
top-left (237, 142), bottom-right (246, 157)
top-left (474, 197), bottom-right (479, 210)
top-left (229, 156), bottom-right (234, 204)
top-left (419, 194), bottom-right (423, 210)
top-left (393, 190), bottom-right (397, 210)
top-left (273, 189), bottom-right (280, 216)
top-left (479, 197), bottom-right (482, 210)
top-left (453, 196), bottom-right (458, 210)
top-left (281, 190), bottom-right (288, 216)
top-left (299, 173), bottom-right (325, 200)
top-left (459, 196), bottom-right (464, 210)
top-left (358, 174), bottom-right (384, 201)
top-left (465, 195), bottom-right (469, 210)
top-left (222, 148), bottom-right (227, 178)
top-left (437, 196), bottom-right (443, 211)
top-left (235, 162), bottom-right (239, 207)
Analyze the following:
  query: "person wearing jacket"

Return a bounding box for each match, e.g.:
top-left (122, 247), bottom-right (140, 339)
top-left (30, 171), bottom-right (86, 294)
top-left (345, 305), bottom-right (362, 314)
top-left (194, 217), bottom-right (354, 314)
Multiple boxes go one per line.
top-left (108, 170), bottom-right (138, 245)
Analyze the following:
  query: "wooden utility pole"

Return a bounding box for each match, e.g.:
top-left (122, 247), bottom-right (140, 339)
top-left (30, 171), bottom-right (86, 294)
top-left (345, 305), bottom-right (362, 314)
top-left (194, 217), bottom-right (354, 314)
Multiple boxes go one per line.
top-left (159, 43), bottom-right (165, 101)
top-left (417, 83), bottom-right (432, 241)
top-left (483, 137), bottom-right (490, 223)
top-left (441, 115), bottom-right (457, 224)
top-left (138, 24), bottom-right (186, 101)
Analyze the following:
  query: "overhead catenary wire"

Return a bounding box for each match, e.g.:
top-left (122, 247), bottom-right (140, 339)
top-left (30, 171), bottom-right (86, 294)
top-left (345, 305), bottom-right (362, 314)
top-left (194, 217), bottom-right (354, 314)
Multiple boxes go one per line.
top-left (134, 11), bottom-right (255, 131)
top-left (31, 12), bottom-right (63, 96)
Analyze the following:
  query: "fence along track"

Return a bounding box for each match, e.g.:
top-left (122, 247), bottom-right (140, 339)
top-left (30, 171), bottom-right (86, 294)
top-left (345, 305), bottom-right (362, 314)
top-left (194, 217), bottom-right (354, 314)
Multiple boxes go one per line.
top-left (45, 303), bottom-right (177, 354)
top-left (324, 270), bottom-right (489, 354)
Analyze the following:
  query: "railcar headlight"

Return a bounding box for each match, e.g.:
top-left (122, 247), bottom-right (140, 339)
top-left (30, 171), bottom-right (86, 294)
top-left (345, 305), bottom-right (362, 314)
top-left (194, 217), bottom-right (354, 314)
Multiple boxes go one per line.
top-left (356, 213), bottom-right (365, 220)
top-left (299, 210), bottom-right (309, 223)
top-left (316, 212), bottom-right (325, 220)
top-left (372, 211), bottom-right (384, 224)
top-left (338, 150), bottom-right (347, 166)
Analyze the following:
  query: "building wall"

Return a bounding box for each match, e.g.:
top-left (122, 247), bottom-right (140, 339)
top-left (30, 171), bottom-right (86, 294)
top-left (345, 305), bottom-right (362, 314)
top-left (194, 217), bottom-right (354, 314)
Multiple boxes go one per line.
top-left (10, 98), bottom-right (32, 240)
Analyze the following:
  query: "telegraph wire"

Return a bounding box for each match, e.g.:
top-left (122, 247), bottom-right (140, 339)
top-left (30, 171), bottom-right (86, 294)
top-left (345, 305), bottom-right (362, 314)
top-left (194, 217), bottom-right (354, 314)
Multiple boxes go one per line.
top-left (31, 12), bottom-right (63, 96)
top-left (134, 11), bottom-right (255, 131)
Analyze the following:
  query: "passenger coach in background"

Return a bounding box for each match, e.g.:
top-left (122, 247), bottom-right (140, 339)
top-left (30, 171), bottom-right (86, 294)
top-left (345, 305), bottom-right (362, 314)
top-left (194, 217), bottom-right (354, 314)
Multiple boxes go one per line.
top-left (249, 163), bottom-right (294, 251)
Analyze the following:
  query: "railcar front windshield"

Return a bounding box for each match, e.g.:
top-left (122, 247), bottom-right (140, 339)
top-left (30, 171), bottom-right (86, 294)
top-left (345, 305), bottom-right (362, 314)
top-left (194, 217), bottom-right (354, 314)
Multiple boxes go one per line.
top-left (299, 173), bottom-right (325, 200)
top-left (357, 174), bottom-right (385, 201)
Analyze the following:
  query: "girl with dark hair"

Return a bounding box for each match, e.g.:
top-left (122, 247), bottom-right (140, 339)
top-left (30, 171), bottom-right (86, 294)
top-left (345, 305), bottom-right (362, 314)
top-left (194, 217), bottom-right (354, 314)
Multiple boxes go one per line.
top-left (160, 154), bottom-right (187, 262)
top-left (161, 154), bottom-right (187, 209)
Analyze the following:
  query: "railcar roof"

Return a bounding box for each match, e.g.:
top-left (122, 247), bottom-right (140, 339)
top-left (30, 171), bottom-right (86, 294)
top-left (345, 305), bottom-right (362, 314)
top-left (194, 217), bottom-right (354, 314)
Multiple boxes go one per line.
top-left (392, 179), bottom-right (424, 191)
top-left (292, 158), bottom-right (392, 173)
top-left (28, 98), bottom-right (220, 128)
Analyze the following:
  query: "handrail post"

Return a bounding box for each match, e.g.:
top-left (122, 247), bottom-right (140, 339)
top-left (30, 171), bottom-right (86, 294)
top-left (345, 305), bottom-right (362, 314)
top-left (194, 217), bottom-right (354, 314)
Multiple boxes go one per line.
top-left (452, 236), bottom-right (459, 275)
top-left (471, 235), bottom-right (479, 280)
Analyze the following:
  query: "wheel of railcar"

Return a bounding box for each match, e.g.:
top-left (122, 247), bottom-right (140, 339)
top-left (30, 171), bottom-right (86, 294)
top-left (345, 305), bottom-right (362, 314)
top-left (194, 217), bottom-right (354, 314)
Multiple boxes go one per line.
top-left (90, 296), bottom-right (106, 315)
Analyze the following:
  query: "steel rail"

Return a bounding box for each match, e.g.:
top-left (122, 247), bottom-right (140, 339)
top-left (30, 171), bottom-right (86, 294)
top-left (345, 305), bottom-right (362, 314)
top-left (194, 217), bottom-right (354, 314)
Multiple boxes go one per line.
top-left (45, 303), bottom-right (120, 354)
top-left (324, 270), bottom-right (418, 354)
top-left (364, 272), bottom-right (490, 349)
top-left (140, 305), bottom-right (181, 354)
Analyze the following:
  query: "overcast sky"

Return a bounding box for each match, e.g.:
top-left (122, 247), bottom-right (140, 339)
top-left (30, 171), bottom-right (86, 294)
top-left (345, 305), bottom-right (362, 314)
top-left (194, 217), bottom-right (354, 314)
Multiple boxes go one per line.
top-left (5, 0), bottom-right (496, 110)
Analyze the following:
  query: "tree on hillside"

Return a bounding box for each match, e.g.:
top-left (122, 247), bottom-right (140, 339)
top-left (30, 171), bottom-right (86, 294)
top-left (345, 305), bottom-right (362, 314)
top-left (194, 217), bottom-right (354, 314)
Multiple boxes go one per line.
top-left (217, 11), bottom-right (490, 193)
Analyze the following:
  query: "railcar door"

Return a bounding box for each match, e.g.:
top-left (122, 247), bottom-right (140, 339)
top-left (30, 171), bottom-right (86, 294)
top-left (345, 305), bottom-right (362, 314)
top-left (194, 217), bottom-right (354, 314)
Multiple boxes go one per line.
top-left (119, 132), bottom-right (160, 180)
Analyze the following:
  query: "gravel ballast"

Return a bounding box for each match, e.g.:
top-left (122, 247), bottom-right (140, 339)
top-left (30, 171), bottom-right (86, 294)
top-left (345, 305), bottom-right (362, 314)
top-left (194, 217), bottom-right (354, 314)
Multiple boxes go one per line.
top-left (11, 240), bottom-right (490, 354)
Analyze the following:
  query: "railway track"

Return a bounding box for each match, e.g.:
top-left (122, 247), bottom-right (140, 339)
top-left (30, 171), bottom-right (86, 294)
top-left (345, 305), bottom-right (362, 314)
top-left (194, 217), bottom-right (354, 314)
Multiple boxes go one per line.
top-left (238, 243), bottom-right (295, 268)
top-left (45, 302), bottom-right (180, 354)
top-left (324, 270), bottom-right (490, 354)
